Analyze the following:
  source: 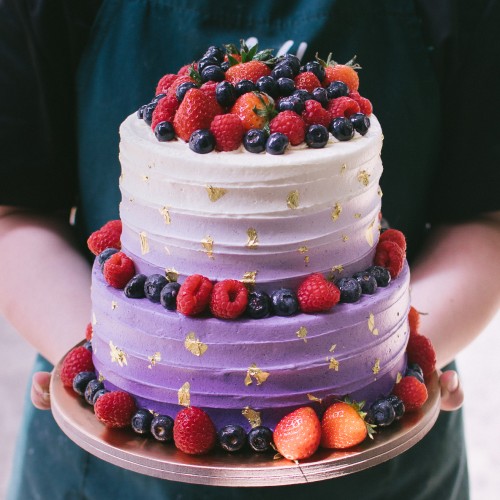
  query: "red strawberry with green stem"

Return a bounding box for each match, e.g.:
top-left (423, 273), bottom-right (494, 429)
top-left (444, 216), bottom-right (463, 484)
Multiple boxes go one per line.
top-left (317, 53), bottom-right (361, 92)
top-left (224, 40), bottom-right (273, 84)
top-left (230, 91), bottom-right (276, 131)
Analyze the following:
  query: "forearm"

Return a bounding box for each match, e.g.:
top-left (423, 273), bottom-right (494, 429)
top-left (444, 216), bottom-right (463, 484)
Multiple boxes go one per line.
top-left (0, 207), bottom-right (91, 365)
top-left (410, 212), bottom-right (500, 368)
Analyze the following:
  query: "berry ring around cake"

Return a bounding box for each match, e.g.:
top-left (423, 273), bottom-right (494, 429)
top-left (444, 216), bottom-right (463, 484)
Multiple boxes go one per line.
top-left (51, 42), bottom-right (441, 483)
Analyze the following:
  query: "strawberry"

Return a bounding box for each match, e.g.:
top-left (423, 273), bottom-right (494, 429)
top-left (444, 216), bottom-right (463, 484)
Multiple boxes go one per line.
top-left (155, 73), bottom-right (178, 95)
top-left (87, 220), bottom-right (122, 256)
top-left (177, 62), bottom-right (198, 76)
top-left (392, 376), bottom-right (428, 412)
top-left (408, 306), bottom-right (421, 336)
top-left (200, 81), bottom-right (225, 117)
top-left (94, 390), bottom-right (137, 428)
top-left (225, 60), bottom-right (271, 84)
top-left (230, 91), bottom-right (275, 131)
top-left (379, 228), bottom-right (407, 254)
top-left (85, 322), bottom-right (93, 342)
top-left (273, 406), bottom-right (322, 461)
top-left (320, 400), bottom-right (374, 449)
top-left (210, 113), bottom-right (245, 151)
top-left (269, 111), bottom-right (306, 146)
top-left (297, 273), bottom-right (340, 313)
top-left (349, 91), bottom-right (373, 115)
top-left (301, 99), bottom-right (331, 128)
top-left (177, 274), bottom-right (213, 316)
top-left (294, 72), bottom-right (321, 93)
top-left (173, 406), bottom-right (216, 455)
top-left (374, 240), bottom-right (405, 279)
top-left (321, 55), bottom-right (361, 92)
top-left (166, 74), bottom-right (197, 99)
top-left (102, 251), bottom-right (135, 289)
top-left (173, 88), bottom-right (216, 142)
top-left (60, 346), bottom-right (94, 388)
top-left (327, 96), bottom-right (360, 119)
top-left (210, 279), bottom-right (248, 319)
top-left (151, 94), bottom-right (179, 130)
top-left (406, 333), bottom-right (436, 378)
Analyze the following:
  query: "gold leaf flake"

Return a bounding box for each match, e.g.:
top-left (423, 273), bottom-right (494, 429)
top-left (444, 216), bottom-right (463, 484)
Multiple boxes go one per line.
top-left (206, 185), bottom-right (227, 202)
top-left (296, 326), bottom-right (308, 343)
top-left (178, 382), bottom-right (191, 407)
top-left (377, 186), bottom-right (383, 197)
top-left (98, 373), bottom-right (105, 382)
top-left (165, 268), bottom-right (179, 282)
top-left (242, 271), bottom-right (258, 291)
top-left (109, 341), bottom-right (127, 367)
top-left (142, 175), bottom-right (149, 182)
top-left (342, 234), bottom-right (349, 242)
top-left (354, 213), bottom-right (362, 219)
top-left (139, 231), bottom-right (150, 255)
top-left (111, 301), bottom-right (118, 310)
top-left (331, 202), bottom-right (342, 222)
top-left (357, 170), bottom-right (370, 187)
top-left (160, 206), bottom-right (171, 225)
top-left (328, 357), bottom-right (339, 371)
top-left (372, 359), bottom-right (381, 375)
top-left (303, 255), bottom-right (310, 265)
top-left (298, 246), bottom-right (308, 254)
top-left (201, 235), bottom-right (214, 259)
top-left (368, 313), bottom-right (379, 335)
top-left (246, 228), bottom-right (259, 249)
top-left (242, 407), bottom-right (262, 428)
top-left (287, 190), bottom-right (299, 209)
top-left (245, 363), bottom-right (270, 386)
top-left (340, 163), bottom-right (347, 174)
top-left (329, 265), bottom-right (344, 280)
top-left (184, 332), bottom-right (208, 357)
top-left (396, 372), bottom-right (403, 384)
top-left (365, 219), bottom-right (376, 247)
top-left (329, 344), bottom-right (337, 353)
top-left (148, 352), bottom-right (161, 369)
top-left (307, 393), bottom-right (322, 403)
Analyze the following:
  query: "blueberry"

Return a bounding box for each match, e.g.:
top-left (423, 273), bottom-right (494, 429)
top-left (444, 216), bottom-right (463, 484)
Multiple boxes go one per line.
top-left (218, 424), bottom-right (247, 452)
top-left (276, 95), bottom-right (304, 114)
top-left (243, 129), bottom-right (268, 153)
top-left (197, 56), bottom-right (220, 73)
top-left (201, 64), bottom-right (225, 83)
top-left (266, 132), bottom-right (289, 155)
top-left (330, 117), bottom-right (355, 141)
top-left (124, 274), bottom-right (147, 299)
top-left (131, 409), bottom-right (154, 435)
top-left (160, 281), bottom-right (181, 310)
top-left (151, 414), bottom-right (174, 442)
top-left (305, 124), bottom-right (329, 149)
top-left (72, 371), bottom-right (97, 396)
top-left (137, 104), bottom-right (146, 119)
top-left (176, 81), bottom-right (197, 102)
top-left (154, 121), bottom-right (175, 142)
top-left (234, 79), bottom-right (256, 96)
top-left (386, 394), bottom-right (405, 420)
top-left (142, 101), bottom-right (157, 126)
top-left (311, 87), bottom-right (328, 107)
top-left (277, 54), bottom-right (301, 75)
top-left (92, 388), bottom-right (109, 405)
top-left (97, 248), bottom-right (119, 270)
top-left (353, 271), bottom-right (378, 295)
top-left (303, 60), bottom-right (326, 82)
top-left (246, 290), bottom-right (272, 318)
top-left (292, 89), bottom-right (313, 103)
top-left (326, 80), bottom-right (349, 99)
top-left (366, 398), bottom-right (396, 427)
top-left (189, 129), bottom-right (216, 154)
top-left (220, 60), bottom-right (230, 72)
top-left (144, 274), bottom-right (168, 303)
top-left (82, 341), bottom-right (92, 352)
top-left (406, 363), bottom-right (425, 383)
top-left (350, 113), bottom-right (371, 135)
top-left (202, 46), bottom-right (225, 63)
top-left (248, 426), bottom-right (273, 452)
top-left (271, 62), bottom-right (295, 80)
top-left (215, 81), bottom-right (236, 108)
top-left (256, 75), bottom-right (279, 98)
top-left (151, 93), bottom-right (167, 104)
top-left (270, 288), bottom-right (299, 316)
top-left (366, 266), bottom-right (391, 287)
top-left (276, 77), bottom-right (295, 97)
top-left (336, 277), bottom-right (362, 303)
top-left (84, 378), bottom-right (104, 405)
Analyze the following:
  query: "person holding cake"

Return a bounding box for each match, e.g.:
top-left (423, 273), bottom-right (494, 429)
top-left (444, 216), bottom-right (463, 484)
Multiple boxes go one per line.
top-left (1, 1), bottom-right (499, 499)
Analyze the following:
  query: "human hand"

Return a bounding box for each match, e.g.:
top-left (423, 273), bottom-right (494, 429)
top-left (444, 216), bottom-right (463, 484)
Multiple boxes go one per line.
top-left (31, 371), bottom-right (52, 410)
top-left (439, 370), bottom-right (463, 411)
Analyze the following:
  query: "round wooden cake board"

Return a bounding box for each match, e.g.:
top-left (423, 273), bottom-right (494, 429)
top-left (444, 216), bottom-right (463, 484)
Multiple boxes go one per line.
top-left (51, 350), bottom-right (440, 487)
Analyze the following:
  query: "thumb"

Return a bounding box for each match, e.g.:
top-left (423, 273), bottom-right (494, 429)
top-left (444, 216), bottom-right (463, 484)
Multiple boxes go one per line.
top-left (439, 370), bottom-right (464, 411)
top-left (31, 371), bottom-right (52, 410)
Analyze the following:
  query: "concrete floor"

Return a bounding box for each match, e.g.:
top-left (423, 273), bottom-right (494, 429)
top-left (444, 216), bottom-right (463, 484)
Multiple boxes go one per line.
top-left (1, 312), bottom-right (499, 499)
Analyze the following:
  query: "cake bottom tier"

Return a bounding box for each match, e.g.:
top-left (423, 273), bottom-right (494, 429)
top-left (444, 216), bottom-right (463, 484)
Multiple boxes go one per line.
top-left (91, 263), bottom-right (410, 431)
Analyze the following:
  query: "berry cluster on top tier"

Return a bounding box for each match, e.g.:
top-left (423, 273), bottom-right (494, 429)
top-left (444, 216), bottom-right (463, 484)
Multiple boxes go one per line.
top-left (137, 41), bottom-right (373, 154)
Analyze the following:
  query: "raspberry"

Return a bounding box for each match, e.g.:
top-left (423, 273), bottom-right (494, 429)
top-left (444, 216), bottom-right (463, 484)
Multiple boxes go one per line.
top-left (94, 391), bottom-right (137, 428)
top-left (210, 279), bottom-right (248, 319)
top-left (297, 273), bottom-right (340, 313)
top-left (379, 228), bottom-right (407, 254)
top-left (408, 306), bottom-right (421, 336)
top-left (406, 333), bottom-right (437, 378)
top-left (86, 220), bottom-right (122, 256)
top-left (269, 111), bottom-right (306, 146)
top-left (155, 73), bottom-right (178, 95)
top-left (85, 322), bottom-right (93, 341)
top-left (327, 96), bottom-right (361, 119)
top-left (102, 251), bottom-right (135, 289)
top-left (151, 94), bottom-right (179, 130)
top-left (177, 274), bottom-right (213, 316)
top-left (166, 75), bottom-right (196, 99)
top-left (173, 406), bottom-right (216, 455)
top-left (349, 91), bottom-right (373, 115)
top-left (374, 240), bottom-right (405, 279)
top-left (301, 100), bottom-right (331, 128)
top-left (294, 72), bottom-right (321, 93)
top-left (210, 114), bottom-right (245, 151)
top-left (60, 346), bottom-right (94, 388)
top-left (392, 376), bottom-right (428, 412)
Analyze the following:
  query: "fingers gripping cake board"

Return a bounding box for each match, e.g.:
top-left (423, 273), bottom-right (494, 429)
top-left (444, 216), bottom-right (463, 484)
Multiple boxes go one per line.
top-left (64, 42), bottom-right (437, 460)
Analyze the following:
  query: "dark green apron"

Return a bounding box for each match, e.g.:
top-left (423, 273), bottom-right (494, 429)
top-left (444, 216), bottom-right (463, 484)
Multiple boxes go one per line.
top-left (9, 1), bottom-right (468, 498)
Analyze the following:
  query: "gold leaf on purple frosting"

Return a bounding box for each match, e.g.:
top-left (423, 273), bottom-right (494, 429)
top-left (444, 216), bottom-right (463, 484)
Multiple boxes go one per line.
top-left (245, 363), bottom-right (270, 386)
top-left (242, 407), bottom-right (262, 428)
top-left (165, 268), bottom-right (179, 282)
top-left (246, 228), bottom-right (259, 249)
top-left (242, 271), bottom-right (258, 291)
top-left (372, 359), bottom-right (381, 375)
top-left (296, 326), bottom-right (308, 343)
top-left (328, 357), bottom-right (339, 371)
top-left (368, 313), bottom-right (379, 335)
top-left (331, 202), bottom-right (342, 222)
top-left (139, 231), bottom-right (150, 255)
top-left (109, 341), bottom-right (127, 367)
top-left (147, 352), bottom-right (161, 369)
top-left (111, 301), bottom-right (118, 310)
top-left (160, 206), bottom-right (171, 225)
top-left (201, 235), bottom-right (214, 259)
top-left (184, 332), bottom-right (208, 357)
top-left (365, 219), bottom-right (376, 247)
top-left (396, 372), bottom-right (403, 384)
top-left (206, 185), bottom-right (227, 202)
top-left (178, 382), bottom-right (191, 407)
top-left (307, 393), bottom-right (322, 403)
top-left (287, 190), bottom-right (300, 209)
